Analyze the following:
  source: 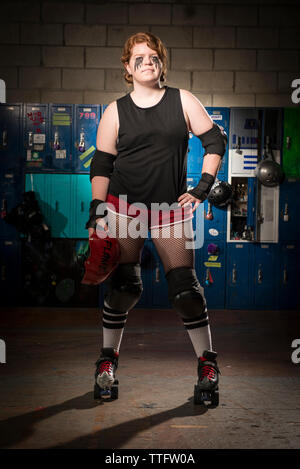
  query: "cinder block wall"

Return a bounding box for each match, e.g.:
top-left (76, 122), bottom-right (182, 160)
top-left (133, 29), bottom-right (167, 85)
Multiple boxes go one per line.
top-left (0, 0), bottom-right (299, 106)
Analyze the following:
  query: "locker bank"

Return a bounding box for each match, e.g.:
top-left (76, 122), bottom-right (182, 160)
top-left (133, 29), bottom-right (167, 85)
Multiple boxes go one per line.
top-left (0, 101), bottom-right (300, 450)
top-left (1, 103), bottom-right (299, 311)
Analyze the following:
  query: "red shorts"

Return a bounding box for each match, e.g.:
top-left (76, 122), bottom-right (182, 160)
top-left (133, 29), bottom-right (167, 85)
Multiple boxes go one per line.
top-left (106, 194), bottom-right (193, 229)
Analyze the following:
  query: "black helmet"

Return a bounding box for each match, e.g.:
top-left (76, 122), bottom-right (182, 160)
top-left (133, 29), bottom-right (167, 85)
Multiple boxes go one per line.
top-left (255, 160), bottom-right (284, 187)
top-left (207, 180), bottom-right (233, 207)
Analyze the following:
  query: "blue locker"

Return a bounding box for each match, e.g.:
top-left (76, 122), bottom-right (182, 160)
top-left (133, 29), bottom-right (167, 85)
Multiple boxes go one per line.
top-left (207, 107), bottom-right (230, 176)
top-left (226, 243), bottom-right (253, 309)
top-left (203, 200), bottom-right (227, 242)
top-left (279, 243), bottom-right (300, 310)
top-left (72, 174), bottom-right (92, 238)
top-left (253, 243), bottom-right (279, 310)
top-left (73, 104), bottom-right (101, 173)
top-left (279, 179), bottom-right (300, 242)
top-left (23, 103), bottom-right (50, 171)
top-left (187, 133), bottom-right (202, 175)
top-left (0, 103), bottom-right (23, 172)
top-left (187, 107), bottom-right (230, 176)
top-left (186, 174), bottom-right (204, 251)
top-left (0, 169), bottom-right (24, 239)
top-left (148, 239), bottom-right (170, 309)
top-left (49, 104), bottom-right (73, 171)
top-left (0, 239), bottom-right (22, 304)
top-left (200, 240), bottom-right (226, 310)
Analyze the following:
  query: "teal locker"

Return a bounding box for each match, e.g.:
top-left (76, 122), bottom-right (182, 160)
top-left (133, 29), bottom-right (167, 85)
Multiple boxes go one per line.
top-left (25, 174), bottom-right (73, 238)
top-left (46, 174), bottom-right (73, 238)
top-left (25, 173), bottom-right (49, 222)
top-left (72, 174), bottom-right (92, 238)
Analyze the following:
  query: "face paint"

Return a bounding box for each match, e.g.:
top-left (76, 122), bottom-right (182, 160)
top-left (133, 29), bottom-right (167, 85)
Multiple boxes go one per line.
top-left (150, 56), bottom-right (160, 69)
top-left (134, 57), bottom-right (143, 72)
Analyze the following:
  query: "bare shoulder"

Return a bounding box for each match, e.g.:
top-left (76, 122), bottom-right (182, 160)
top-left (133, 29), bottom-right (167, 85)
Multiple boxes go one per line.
top-left (102, 100), bottom-right (118, 121)
top-left (179, 89), bottom-right (205, 110)
top-left (179, 89), bottom-right (213, 135)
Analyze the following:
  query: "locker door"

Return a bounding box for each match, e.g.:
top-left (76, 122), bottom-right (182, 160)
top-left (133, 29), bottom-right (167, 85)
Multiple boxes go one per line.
top-left (25, 173), bottom-right (49, 226)
top-left (0, 170), bottom-right (24, 239)
top-left (49, 104), bottom-right (73, 171)
top-left (23, 103), bottom-right (50, 172)
top-left (72, 174), bottom-right (92, 238)
top-left (73, 105), bottom-right (101, 173)
top-left (226, 243), bottom-right (253, 309)
top-left (187, 133), bottom-right (202, 175)
top-left (279, 179), bottom-right (300, 242)
top-left (279, 243), bottom-right (300, 310)
top-left (229, 108), bottom-right (259, 177)
top-left (253, 244), bottom-right (279, 310)
top-left (46, 174), bottom-right (73, 238)
top-left (203, 199), bottom-right (227, 241)
top-left (207, 107), bottom-right (230, 177)
top-left (0, 239), bottom-right (22, 305)
top-left (282, 108), bottom-right (300, 178)
top-left (0, 103), bottom-right (22, 171)
top-left (200, 240), bottom-right (226, 309)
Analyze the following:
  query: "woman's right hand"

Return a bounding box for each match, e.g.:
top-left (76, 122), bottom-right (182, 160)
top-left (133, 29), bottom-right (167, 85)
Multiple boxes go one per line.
top-left (88, 218), bottom-right (109, 239)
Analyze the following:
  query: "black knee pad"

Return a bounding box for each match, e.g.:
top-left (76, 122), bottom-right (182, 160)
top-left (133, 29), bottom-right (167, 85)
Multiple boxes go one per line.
top-left (166, 267), bottom-right (206, 320)
top-left (105, 263), bottom-right (143, 312)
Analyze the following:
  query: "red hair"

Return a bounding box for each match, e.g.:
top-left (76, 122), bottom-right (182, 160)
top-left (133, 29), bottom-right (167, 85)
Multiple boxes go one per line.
top-left (121, 32), bottom-right (168, 84)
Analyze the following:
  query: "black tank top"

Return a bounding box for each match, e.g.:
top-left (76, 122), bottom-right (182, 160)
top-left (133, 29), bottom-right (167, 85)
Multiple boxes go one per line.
top-left (108, 86), bottom-right (189, 209)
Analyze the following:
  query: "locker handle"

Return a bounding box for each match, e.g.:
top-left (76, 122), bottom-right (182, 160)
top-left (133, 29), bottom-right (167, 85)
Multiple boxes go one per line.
top-left (79, 132), bottom-right (85, 152)
top-left (54, 132), bottom-right (60, 150)
top-left (286, 136), bottom-right (291, 150)
top-left (155, 262), bottom-right (160, 283)
top-left (81, 201), bottom-right (84, 212)
top-left (232, 265), bottom-right (237, 284)
top-left (2, 130), bottom-right (7, 147)
top-left (28, 132), bottom-right (33, 147)
top-left (283, 268), bottom-right (288, 285)
top-left (258, 267), bottom-right (263, 284)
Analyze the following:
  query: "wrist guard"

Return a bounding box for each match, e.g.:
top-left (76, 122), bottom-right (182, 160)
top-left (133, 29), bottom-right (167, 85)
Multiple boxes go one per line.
top-left (85, 199), bottom-right (107, 230)
top-left (187, 173), bottom-right (215, 202)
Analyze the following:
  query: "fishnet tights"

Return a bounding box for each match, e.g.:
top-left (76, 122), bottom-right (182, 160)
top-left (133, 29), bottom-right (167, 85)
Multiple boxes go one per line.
top-left (106, 210), bottom-right (195, 274)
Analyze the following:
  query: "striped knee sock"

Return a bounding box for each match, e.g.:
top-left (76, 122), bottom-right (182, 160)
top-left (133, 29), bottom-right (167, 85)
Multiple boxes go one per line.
top-left (182, 309), bottom-right (212, 358)
top-left (102, 301), bottom-right (128, 353)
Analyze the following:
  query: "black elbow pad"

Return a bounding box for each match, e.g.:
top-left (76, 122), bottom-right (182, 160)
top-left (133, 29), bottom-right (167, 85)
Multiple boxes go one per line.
top-left (197, 123), bottom-right (227, 159)
top-left (90, 149), bottom-right (117, 181)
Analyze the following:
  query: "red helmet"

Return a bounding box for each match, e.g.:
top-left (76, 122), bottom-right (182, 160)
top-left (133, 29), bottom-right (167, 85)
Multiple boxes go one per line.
top-left (81, 234), bottom-right (120, 285)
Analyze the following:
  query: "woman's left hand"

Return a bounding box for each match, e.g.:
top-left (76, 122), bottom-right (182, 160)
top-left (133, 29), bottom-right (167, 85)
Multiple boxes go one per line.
top-left (177, 193), bottom-right (202, 213)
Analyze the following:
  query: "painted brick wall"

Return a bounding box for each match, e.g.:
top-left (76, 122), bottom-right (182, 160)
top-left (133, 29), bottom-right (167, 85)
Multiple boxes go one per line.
top-left (0, 0), bottom-right (299, 106)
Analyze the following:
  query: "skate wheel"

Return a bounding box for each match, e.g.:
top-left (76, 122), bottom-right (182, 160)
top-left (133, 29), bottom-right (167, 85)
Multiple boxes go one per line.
top-left (194, 385), bottom-right (205, 405)
top-left (110, 385), bottom-right (119, 400)
top-left (94, 384), bottom-right (101, 399)
top-left (211, 390), bottom-right (219, 407)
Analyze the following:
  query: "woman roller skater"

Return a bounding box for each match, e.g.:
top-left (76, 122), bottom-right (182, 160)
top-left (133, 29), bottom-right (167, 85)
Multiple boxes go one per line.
top-left (86, 32), bottom-right (226, 405)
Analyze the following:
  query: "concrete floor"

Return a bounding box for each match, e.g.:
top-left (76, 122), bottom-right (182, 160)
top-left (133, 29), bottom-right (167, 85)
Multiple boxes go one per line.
top-left (0, 306), bottom-right (300, 449)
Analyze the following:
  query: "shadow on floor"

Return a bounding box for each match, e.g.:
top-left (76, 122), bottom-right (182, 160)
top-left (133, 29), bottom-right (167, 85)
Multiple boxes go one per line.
top-left (0, 391), bottom-right (209, 449)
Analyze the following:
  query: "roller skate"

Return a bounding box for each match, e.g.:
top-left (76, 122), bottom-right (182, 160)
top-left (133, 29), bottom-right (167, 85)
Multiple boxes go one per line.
top-left (94, 347), bottom-right (119, 400)
top-left (194, 350), bottom-right (220, 407)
